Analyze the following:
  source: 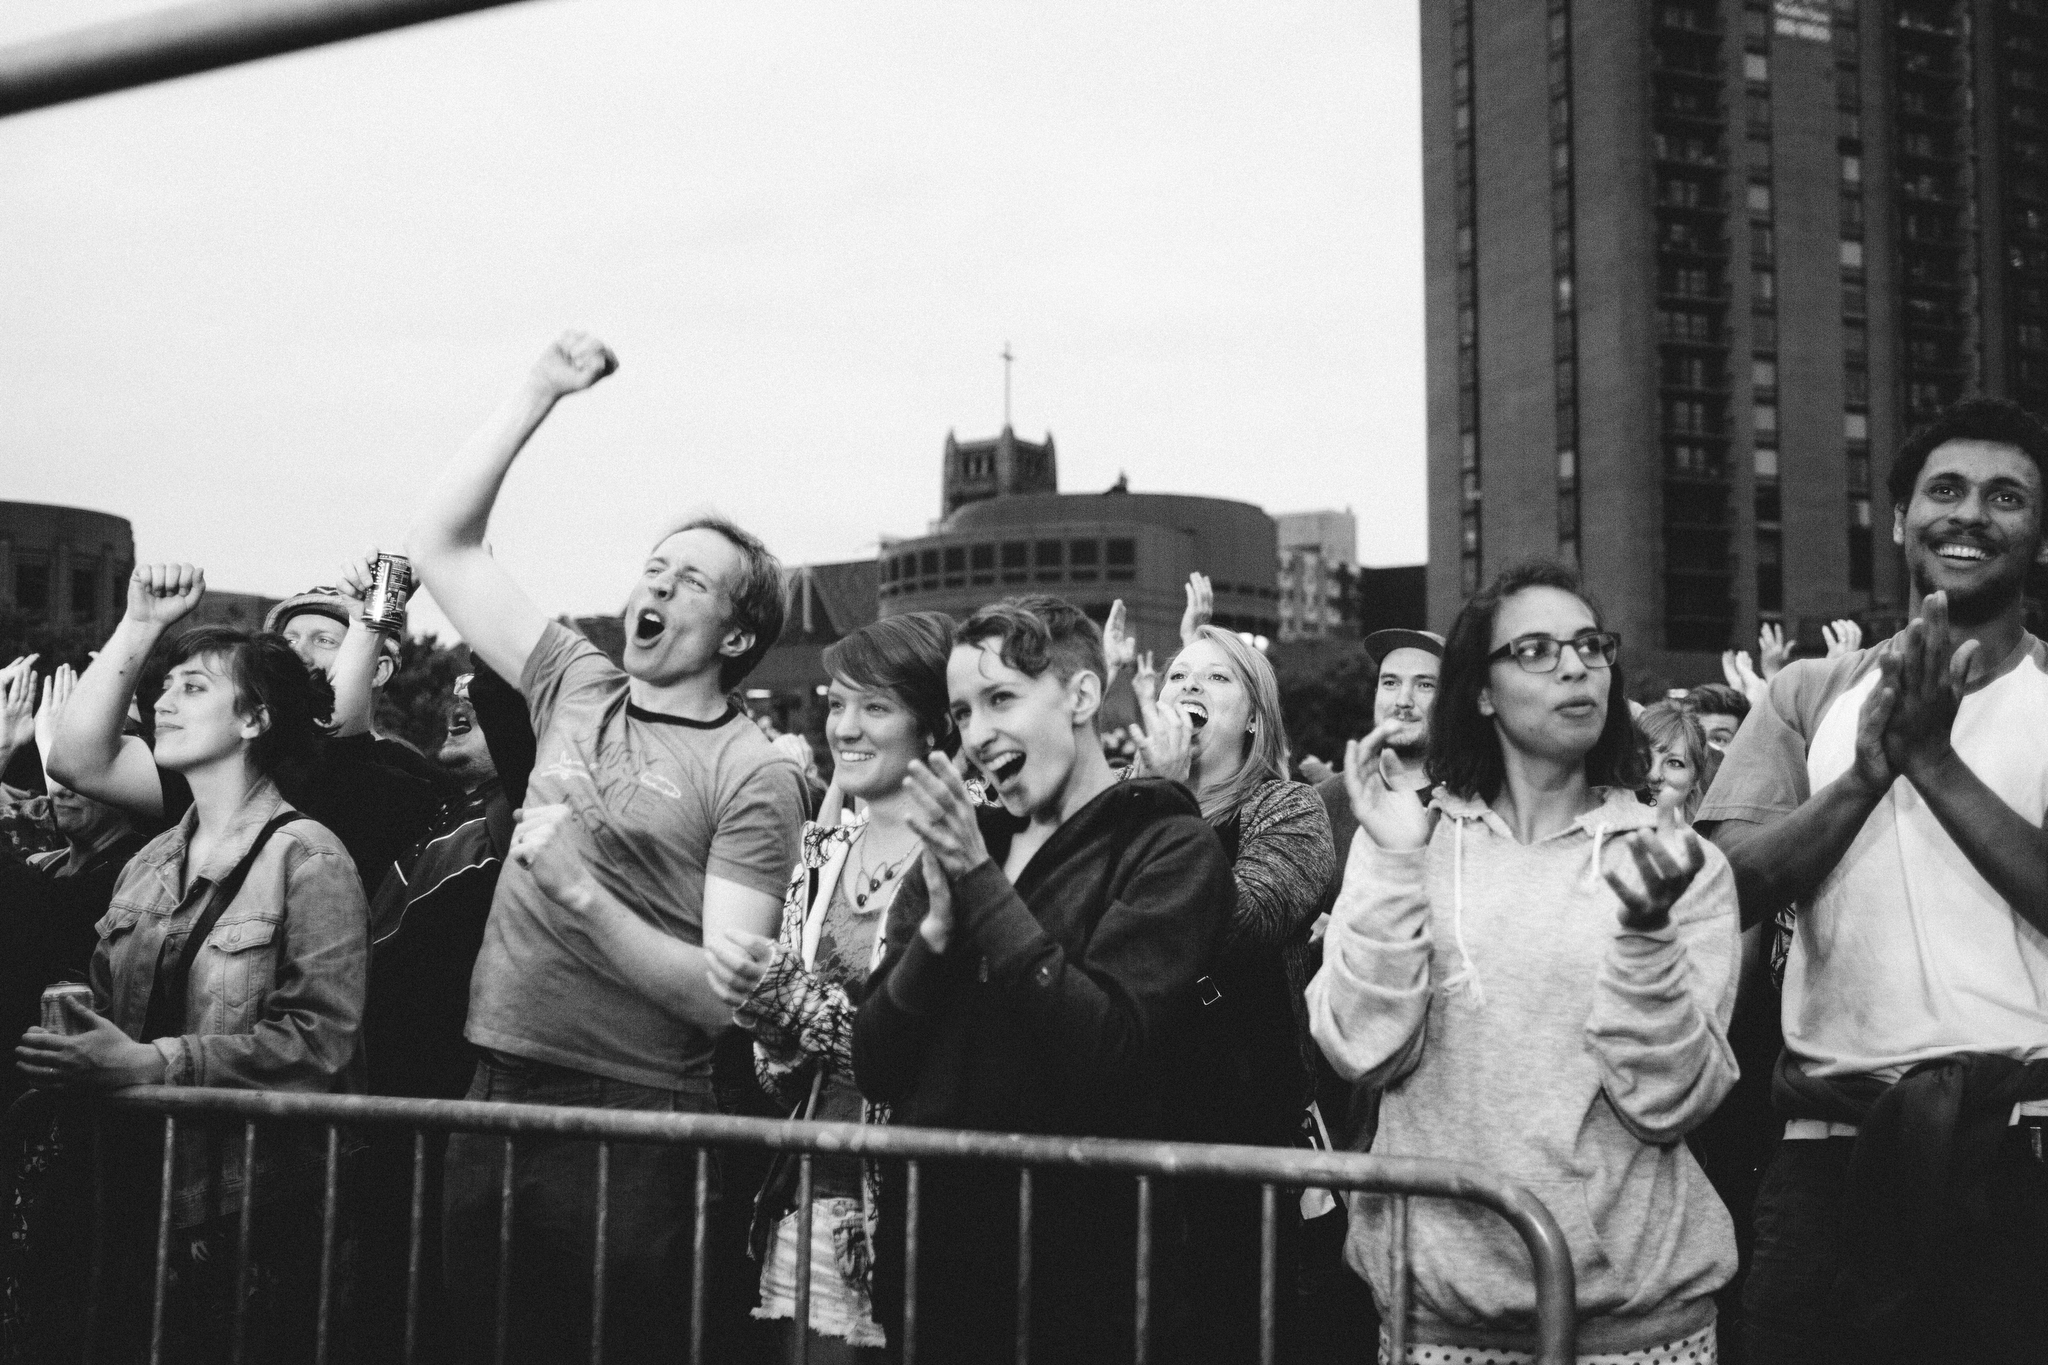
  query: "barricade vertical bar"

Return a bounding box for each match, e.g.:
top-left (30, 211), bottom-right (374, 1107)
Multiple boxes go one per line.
top-left (229, 1120), bottom-right (260, 1365)
top-left (589, 1142), bottom-right (609, 1365)
top-left (147, 1115), bottom-right (175, 1365)
top-left (1387, 1194), bottom-right (1411, 1365)
top-left (793, 1154), bottom-right (815, 1365)
top-left (689, 1148), bottom-right (710, 1365)
top-left (405, 1131), bottom-right (426, 1365)
top-left (1258, 1183), bottom-right (1277, 1365)
top-left (902, 1159), bottom-right (921, 1365)
top-left (1133, 1176), bottom-right (1152, 1365)
top-left (315, 1123), bottom-right (339, 1365)
top-left (1014, 1167), bottom-right (1032, 1365)
top-left (495, 1136), bottom-right (515, 1365)
top-left (84, 1117), bottom-right (106, 1365)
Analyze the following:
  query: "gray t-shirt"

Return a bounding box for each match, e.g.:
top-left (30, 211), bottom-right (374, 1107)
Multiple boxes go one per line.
top-left (464, 622), bottom-right (806, 1087)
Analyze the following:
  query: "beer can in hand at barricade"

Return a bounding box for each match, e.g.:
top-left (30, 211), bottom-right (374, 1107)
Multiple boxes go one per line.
top-left (40, 982), bottom-right (94, 1034)
top-left (362, 554), bottom-right (414, 635)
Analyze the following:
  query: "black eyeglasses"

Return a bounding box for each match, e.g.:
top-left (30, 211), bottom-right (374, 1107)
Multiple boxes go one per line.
top-left (1485, 631), bottom-right (1621, 673)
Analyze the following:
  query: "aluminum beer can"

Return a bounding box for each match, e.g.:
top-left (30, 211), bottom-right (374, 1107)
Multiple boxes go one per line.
top-left (362, 554), bottom-right (413, 635)
top-left (40, 982), bottom-right (94, 1034)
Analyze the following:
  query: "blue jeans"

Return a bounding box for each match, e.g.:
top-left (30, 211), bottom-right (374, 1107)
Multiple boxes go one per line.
top-left (442, 1053), bottom-right (717, 1365)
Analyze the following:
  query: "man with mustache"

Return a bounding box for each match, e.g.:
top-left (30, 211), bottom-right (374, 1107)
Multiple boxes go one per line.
top-left (1700, 399), bottom-right (2048, 1363)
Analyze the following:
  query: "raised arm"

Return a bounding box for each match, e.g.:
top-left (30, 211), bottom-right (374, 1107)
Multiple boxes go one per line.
top-left (0, 656), bottom-right (37, 779)
top-left (326, 551), bottom-right (404, 738)
top-left (405, 333), bottom-right (617, 686)
top-left (1305, 729), bottom-right (1437, 1086)
top-left (46, 564), bottom-right (208, 819)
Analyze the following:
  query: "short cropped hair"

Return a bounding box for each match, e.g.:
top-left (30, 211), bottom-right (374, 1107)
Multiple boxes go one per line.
top-left (822, 611), bottom-right (958, 755)
top-left (1887, 397), bottom-right (2048, 507)
top-left (1428, 560), bottom-right (1647, 804)
top-left (1683, 682), bottom-right (1750, 724)
top-left (655, 517), bottom-right (786, 691)
top-left (956, 595), bottom-right (1107, 689)
top-left (164, 627), bottom-right (333, 777)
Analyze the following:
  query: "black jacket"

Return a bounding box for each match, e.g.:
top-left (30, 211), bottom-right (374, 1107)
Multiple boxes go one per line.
top-left (853, 776), bottom-right (1231, 1365)
top-left (854, 775), bottom-right (1231, 1139)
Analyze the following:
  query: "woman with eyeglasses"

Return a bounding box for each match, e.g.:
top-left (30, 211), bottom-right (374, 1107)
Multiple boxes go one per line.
top-left (1307, 561), bottom-right (1741, 1364)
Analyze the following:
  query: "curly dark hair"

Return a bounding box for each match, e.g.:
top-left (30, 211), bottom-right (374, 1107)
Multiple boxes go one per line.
top-left (164, 627), bottom-right (333, 777)
top-left (955, 595), bottom-right (1107, 687)
top-left (1887, 396), bottom-right (2048, 507)
top-left (1427, 560), bottom-right (1647, 804)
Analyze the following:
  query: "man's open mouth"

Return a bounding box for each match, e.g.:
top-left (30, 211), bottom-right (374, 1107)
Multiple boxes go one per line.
top-left (633, 609), bottom-right (666, 645)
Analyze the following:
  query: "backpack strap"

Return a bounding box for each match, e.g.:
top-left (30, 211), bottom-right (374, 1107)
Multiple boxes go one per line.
top-left (143, 810), bottom-right (305, 1040)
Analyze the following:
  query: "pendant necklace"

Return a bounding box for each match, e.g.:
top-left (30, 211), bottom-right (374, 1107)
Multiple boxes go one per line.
top-left (851, 832), bottom-right (917, 909)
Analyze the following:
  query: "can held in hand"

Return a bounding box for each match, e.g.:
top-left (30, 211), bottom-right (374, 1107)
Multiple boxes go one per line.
top-left (40, 982), bottom-right (94, 1034)
top-left (362, 553), bottom-right (413, 635)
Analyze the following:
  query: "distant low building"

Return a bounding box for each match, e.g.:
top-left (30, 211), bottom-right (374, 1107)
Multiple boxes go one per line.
top-left (0, 500), bottom-right (133, 640)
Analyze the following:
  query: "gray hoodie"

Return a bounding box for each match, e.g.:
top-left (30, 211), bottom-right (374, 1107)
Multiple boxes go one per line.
top-left (1306, 787), bottom-right (1739, 1354)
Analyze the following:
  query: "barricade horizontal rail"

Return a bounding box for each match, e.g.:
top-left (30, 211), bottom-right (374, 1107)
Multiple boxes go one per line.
top-left (4, 1087), bottom-right (1578, 1365)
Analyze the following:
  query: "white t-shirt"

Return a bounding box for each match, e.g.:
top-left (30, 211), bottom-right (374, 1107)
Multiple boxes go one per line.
top-left (1698, 634), bottom-right (2048, 1081)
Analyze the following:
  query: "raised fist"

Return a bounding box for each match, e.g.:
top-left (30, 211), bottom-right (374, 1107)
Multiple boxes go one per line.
top-left (529, 330), bottom-right (619, 400)
top-left (125, 564), bottom-right (205, 629)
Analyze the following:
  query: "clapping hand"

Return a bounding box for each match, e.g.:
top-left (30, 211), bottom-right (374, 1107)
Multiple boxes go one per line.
top-left (1880, 591), bottom-right (1974, 780)
top-left (1757, 623), bottom-right (1792, 679)
top-left (0, 656), bottom-right (39, 755)
top-left (126, 564), bottom-right (205, 630)
top-left (904, 753), bottom-right (992, 881)
top-left (530, 330), bottom-right (619, 401)
top-left (1343, 722), bottom-right (1433, 851)
top-left (915, 846), bottom-right (953, 953)
top-left (1180, 573), bottom-right (1214, 644)
top-left (1823, 619), bottom-right (1863, 659)
top-left (1131, 691), bottom-right (1194, 783)
top-left (34, 663), bottom-right (75, 761)
top-left (1720, 649), bottom-right (1768, 710)
top-left (1603, 827), bottom-right (1707, 933)
top-left (1132, 651), bottom-right (1160, 706)
top-left (1102, 600), bottom-right (1136, 690)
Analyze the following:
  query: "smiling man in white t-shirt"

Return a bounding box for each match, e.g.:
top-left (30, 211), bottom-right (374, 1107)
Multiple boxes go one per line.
top-left (1700, 398), bottom-right (2048, 1363)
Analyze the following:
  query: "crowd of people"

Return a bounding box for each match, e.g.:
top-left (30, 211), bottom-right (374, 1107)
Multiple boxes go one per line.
top-left (2, 333), bottom-right (2045, 1365)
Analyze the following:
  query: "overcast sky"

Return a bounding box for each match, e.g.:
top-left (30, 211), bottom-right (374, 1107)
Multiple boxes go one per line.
top-left (0, 0), bottom-right (1423, 639)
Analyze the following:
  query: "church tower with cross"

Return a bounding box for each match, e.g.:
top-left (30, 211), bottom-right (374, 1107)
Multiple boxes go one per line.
top-left (939, 344), bottom-right (1057, 516)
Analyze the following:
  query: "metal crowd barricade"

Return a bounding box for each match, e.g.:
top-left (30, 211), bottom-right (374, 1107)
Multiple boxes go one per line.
top-left (5, 1086), bottom-right (1578, 1365)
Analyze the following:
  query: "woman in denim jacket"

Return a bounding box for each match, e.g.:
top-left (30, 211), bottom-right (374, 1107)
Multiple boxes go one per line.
top-left (17, 606), bottom-right (368, 1362)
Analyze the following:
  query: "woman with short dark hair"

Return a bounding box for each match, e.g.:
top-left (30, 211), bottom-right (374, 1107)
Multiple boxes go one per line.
top-left (1308, 561), bottom-right (1741, 1363)
top-left (710, 611), bottom-right (956, 1363)
top-left (16, 611), bottom-right (368, 1362)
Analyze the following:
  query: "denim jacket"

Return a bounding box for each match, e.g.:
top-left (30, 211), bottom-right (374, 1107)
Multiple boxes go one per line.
top-left (92, 778), bottom-right (368, 1226)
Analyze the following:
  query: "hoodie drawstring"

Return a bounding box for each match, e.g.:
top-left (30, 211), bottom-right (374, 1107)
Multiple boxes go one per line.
top-left (1439, 813), bottom-right (1486, 1007)
top-left (1586, 822), bottom-right (1611, 888)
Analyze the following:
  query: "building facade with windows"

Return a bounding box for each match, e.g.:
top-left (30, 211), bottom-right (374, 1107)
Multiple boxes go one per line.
top-left (1426, 0), bottom-right (2048, 681)
top-left (1277, 509), bottom-right (1360, 640)
top-left (880, 430), bottom-right (1280, 662)
top-left (0, 501), bottom-right (133, 639)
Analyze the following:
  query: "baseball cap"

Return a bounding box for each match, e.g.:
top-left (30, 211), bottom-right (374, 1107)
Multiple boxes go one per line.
top-left (1363, 628), bottom-right (1445, 665)
top-left (266, 590), bottom-right (403, 660)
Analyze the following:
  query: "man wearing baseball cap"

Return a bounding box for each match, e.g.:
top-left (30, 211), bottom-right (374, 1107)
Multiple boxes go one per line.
top-left (266, 560), bottom-right (456, 799)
